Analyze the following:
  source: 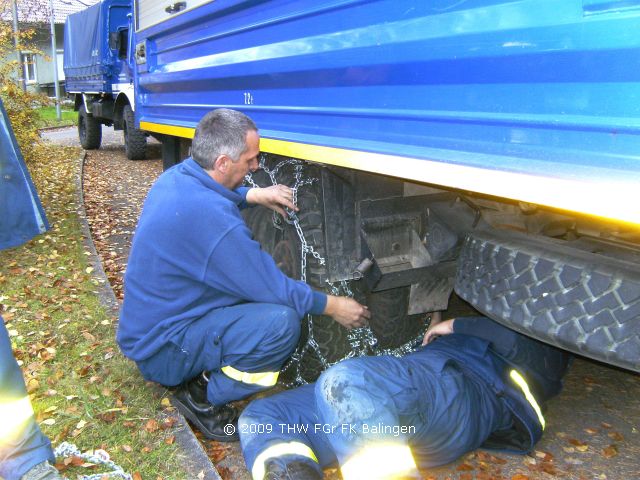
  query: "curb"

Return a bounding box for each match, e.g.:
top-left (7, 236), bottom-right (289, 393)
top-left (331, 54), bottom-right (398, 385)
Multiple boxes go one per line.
top-left (75, 151), bottom-right (221, 480)
top-left (38, 124), bottom-right (76, 133)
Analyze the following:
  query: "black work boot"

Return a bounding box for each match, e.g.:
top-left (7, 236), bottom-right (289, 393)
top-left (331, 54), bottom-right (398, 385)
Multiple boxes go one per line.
top-left (172, 373), bottom-right (239, 442)
top-left (186, 371), bottom-right (209, 406)
top-left (263, 458), bottom-right (322, 480)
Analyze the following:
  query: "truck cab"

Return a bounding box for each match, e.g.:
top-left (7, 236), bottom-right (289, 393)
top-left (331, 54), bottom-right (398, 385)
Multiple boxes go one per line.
top-left (63, 0), bottom-right (146, 160)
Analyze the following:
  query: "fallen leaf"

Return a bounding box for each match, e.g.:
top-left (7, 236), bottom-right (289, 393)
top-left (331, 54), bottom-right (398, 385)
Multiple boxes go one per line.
top-left (608, 431), bottom-right (624, 442)
top-left (144, 419), bottom-right (159, 433)
top-left (64, 456), bottom-right (85, 467)
top-left (82, 331), bottom-right (96, 342)
top-left (97, 411), bottom-right (117, 423)
top-left (602, 445), bottom-right (618, 459)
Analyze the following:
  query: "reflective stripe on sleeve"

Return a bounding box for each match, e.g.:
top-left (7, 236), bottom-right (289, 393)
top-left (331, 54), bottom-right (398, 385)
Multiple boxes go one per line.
top-left (221, 365), bottom-right (279, 387)
top-left (510, 369), bottom-right (546, 430)
top-left (251, 441), bottom-right (318, 480)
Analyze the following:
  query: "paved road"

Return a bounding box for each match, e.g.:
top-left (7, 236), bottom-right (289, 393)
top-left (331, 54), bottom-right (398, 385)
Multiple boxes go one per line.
top-left (40, 124), bottom-right (122, 147)
top-left (40, 125), bottom-right (161, 149)
top-left (43, 130), bottom-right (640, 479)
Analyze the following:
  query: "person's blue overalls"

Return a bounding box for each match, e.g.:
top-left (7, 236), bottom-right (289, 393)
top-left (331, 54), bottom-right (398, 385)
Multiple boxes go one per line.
top-left (0, 318), bottom-right (57, 480)
top-left (239, 316), bottom-right (571, 480)
top-left (1, 97), bottom-right (58, 479)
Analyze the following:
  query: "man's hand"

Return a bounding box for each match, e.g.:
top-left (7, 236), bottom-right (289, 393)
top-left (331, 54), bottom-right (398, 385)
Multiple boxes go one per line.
top-left (324, 295), bottom-right (371, 330)
top-left (422, 318), bottom-right (455, 345)
top-left (246, 185), bottom-right (298, 218)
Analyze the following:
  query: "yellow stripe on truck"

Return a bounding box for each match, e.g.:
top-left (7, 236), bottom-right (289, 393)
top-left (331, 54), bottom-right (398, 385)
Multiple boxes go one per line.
top-left (140, 121), bottom-right (195, 139)
top-left (139, 121), bottom-right (640, 225)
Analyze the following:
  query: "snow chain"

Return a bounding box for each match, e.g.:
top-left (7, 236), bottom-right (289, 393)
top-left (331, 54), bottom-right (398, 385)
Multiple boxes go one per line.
top-left (245, 156), bottom-right (424, 386)
top-left (53, 442), bottom-right (132, 479)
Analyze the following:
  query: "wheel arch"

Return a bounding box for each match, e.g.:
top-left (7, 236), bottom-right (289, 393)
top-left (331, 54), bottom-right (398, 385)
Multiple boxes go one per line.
top-left (113, 89), bottom-right (135, 130)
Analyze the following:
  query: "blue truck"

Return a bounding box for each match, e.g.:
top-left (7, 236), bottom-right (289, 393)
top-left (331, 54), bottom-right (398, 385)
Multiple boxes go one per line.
top-left (130, 0), bottom-right (640, 379)
top-left (63, 0), bottom-right (147, 160)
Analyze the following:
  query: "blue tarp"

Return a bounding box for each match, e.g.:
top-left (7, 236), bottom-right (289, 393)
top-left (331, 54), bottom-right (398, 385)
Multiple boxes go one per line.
top-left (63, 0), bottom-right (131, 93)
top-left (0, 98), bottom-right (49, 250)
top-left (63, 1), bottom-right (104, 81)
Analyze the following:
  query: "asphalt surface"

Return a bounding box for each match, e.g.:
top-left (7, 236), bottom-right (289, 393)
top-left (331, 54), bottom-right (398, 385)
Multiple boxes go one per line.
top-left (42, 126), bottom-right (640, 480)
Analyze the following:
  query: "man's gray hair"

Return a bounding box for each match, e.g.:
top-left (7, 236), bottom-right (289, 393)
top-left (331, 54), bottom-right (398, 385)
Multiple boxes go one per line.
top-left (191, 109), bottom-right (258, 170)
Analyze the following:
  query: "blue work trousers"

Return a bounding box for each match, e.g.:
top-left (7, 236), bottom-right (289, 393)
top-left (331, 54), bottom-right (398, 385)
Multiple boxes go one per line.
top-left (137, 303), bottom-right (301, 405)
top-left (0, 320), bottom-right (55, 480)
top-left (240, 349), bottom-right (510, 476)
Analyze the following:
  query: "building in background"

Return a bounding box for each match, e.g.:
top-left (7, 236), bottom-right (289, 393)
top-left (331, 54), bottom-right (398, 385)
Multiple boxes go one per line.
top-left (0, 0), bottom-right (99, 96)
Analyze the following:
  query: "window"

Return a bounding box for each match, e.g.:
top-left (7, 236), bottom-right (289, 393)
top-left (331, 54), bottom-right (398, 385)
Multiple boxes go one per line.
top-left (118, 28), bottom-right (129, 60)
top-left (21, 53), bottom-right (37, 84)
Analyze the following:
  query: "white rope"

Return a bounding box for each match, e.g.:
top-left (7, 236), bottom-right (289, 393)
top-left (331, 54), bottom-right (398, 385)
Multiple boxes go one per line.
top-left (54, 442), bottom-right (133, 480)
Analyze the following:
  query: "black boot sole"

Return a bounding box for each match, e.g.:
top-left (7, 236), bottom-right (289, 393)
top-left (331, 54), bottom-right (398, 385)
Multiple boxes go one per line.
top-left (171, 395), bottom-right (239, 442)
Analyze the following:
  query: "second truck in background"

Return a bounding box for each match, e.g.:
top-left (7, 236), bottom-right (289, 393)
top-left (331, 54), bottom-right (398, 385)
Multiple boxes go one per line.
top-left (63, 0), bottom-right (146, 160)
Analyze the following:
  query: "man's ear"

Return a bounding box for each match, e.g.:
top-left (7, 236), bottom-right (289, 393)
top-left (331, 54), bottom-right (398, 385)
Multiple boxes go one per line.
top-left (213, 154), bottom-right (229, 172)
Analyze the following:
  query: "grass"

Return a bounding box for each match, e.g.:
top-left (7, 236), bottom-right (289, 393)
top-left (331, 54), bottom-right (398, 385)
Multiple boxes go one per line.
top-left (0, 143), bottom-right (191, 479)
top-left (37, 106), bottom-right (76, 128)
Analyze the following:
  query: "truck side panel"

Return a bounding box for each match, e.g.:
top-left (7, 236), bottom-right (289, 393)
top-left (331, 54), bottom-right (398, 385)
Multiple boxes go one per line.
top-left (135, 0), bottom-right (640, 223)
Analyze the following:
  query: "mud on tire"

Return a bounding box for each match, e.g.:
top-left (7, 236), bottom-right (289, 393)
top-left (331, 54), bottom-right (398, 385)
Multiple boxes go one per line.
top-left (455, 229), bottom-right (640, 372)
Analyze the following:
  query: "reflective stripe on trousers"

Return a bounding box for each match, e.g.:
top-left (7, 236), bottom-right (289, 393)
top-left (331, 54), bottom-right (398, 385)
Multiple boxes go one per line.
top-left (341, 444), bottom-right (419, 480)
top-left (510, 369), bottom-right (546, 430)
top-left (0, 396), bottom-right (34, 439)
top-left (221, 365), bottom-right (279, 387)
top-left (251, 442), bottom-right (318, 480)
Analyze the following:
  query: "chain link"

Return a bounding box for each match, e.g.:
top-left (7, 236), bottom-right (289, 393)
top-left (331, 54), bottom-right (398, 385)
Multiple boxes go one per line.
top-left (246, 156), bottom-right (428, 385)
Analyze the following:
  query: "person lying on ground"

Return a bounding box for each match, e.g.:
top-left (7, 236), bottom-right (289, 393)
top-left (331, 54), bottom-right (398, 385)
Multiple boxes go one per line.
top-left (239, 315), bottom-right (572, 480)
top-left (116, 108), bottom-right (370, 442)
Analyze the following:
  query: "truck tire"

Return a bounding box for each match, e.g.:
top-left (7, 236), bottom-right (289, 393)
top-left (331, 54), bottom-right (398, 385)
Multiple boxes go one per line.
top-left (123, 105), bottom-right (147, 160)
top-left (242, 162), bottom-right (351, 382)
top-left (365, 288), bottom-right (424, 350)
top-left (455, 230), bottom-right (640, 372)
top-left (243, 157), bottom-right (419, 382)
top-left (78, 104), bottom-right (101, 150)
